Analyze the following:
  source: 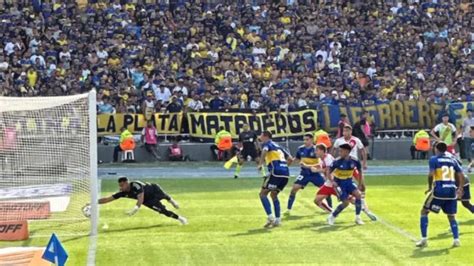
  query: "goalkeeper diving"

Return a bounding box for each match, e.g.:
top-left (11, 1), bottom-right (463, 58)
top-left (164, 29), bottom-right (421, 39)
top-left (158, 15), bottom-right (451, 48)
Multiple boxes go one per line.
top-left (97, 177), bottom-right (188, 225)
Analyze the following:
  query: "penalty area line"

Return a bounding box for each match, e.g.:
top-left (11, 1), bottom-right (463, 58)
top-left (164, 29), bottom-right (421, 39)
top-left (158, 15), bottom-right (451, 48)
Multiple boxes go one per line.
top-left (376, 216), bottom-right (418, 242)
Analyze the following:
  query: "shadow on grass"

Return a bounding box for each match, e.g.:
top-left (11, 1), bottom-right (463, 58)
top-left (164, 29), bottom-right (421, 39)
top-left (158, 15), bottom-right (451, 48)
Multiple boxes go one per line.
top-left (101, 224), bottom-right (173, 234)
top-left (291, 221), bottom-right (357, 232)
top-left (315, 223), bottom-right (357, 233)
top-left (291, 221), bottom-right (325, 230)
top-left (411, 247), bottom-right (450, 259)
top-left (62, 235), bottom-right (89, 243)
top-left (284, 214), bottom-right (312, 221)
top-left (429, 231), bottom-right (474, 241)
top-left (231, 228), bottom-right (272, 237)
top-left (459, 219), bottom-right (474, 226)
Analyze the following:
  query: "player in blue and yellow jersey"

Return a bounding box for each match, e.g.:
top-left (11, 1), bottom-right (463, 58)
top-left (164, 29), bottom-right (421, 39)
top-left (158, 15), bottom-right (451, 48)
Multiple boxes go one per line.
top-left (257, 131), bottom-right (293, 228)
top-left (442, 150), bottom-right (474, 214)
top-left (285, 133), bottom-right (332, 215)
top-left (416, 142), bottom-right (464, 248)
top-left (326, 143), bottom-right (365, 226)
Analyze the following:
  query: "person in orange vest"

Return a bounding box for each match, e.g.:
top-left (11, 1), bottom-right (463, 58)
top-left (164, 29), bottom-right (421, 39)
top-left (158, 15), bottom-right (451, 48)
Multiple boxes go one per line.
top-left (314, 129), bottom-right (332, 149)
top-left (210, 126), bottom-right (233, 160)
top-left (224, 124), bottom-right (263, 179)
top-left (410, 130), bottom-right (430, 160)
top-left (113, 127), bottom-right (134, 162)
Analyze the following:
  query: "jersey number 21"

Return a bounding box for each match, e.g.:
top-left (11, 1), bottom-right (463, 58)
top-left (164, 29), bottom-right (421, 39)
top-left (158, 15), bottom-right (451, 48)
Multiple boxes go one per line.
top-left (441, 165), bottom-right (454, 181)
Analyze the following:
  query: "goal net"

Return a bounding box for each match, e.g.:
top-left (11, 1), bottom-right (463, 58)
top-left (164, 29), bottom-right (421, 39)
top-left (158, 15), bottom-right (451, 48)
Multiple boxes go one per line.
top-left (0, 92), bottom-right (98, 238)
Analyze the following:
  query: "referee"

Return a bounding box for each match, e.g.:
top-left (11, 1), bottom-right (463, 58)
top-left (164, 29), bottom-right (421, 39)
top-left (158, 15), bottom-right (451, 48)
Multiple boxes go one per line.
top-left (234, 124), bottom-right (261, 178)
top-left (98, 177), bottom-right (188, 225)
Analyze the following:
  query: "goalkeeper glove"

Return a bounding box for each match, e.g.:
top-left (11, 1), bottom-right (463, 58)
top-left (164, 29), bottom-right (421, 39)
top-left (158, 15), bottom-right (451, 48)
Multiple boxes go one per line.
top-left (127, 206), bottom-right (140, 216)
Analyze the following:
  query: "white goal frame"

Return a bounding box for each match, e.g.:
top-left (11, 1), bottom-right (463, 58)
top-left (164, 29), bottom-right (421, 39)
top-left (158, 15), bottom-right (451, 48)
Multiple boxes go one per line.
top-left (88, 91), bottom-right (98, 266)
top-left (88, 90), bottom-right (99, 237)
top-left (0, 91), bottom-right (98, 264)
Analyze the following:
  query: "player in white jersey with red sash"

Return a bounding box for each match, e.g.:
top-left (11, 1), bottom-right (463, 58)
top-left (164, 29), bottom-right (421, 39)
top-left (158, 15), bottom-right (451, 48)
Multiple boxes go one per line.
top-left (308, 144), bottom-right (335, 213)
top-left (332, 125), bottom-right (377, 221)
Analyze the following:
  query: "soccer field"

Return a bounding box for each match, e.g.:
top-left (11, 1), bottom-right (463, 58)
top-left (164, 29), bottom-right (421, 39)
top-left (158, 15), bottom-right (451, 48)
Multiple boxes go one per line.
top-left (6, 173), bottom-right (473, 265)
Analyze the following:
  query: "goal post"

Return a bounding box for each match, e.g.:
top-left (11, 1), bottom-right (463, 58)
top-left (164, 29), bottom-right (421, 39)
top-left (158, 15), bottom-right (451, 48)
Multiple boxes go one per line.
top-left (0, 91), bottom-right (98, 239)
top-left (88, 90), bottom-right (98, 237)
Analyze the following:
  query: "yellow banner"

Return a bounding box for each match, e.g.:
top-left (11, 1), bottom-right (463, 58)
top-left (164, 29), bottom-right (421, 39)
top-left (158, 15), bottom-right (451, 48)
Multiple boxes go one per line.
top-left (319, 100), bottom-right (450, 131)
top-left (447, 102), bottom-right (474, 128)
top-left (186, 109), bottom-right (318, 139)
top-left (97, 113), bottom-right (182, 136)
top-left (93, 101), bottom-right (472, 136)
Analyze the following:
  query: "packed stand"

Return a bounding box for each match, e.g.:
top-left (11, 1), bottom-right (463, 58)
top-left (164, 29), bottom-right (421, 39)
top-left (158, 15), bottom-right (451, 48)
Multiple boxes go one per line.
top-left (0, 0), bottom-right (473, 116)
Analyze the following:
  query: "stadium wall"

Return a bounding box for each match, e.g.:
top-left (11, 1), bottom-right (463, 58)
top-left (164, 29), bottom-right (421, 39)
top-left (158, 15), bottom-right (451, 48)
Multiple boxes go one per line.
top-left (98, 139), bottom-right (416, 162)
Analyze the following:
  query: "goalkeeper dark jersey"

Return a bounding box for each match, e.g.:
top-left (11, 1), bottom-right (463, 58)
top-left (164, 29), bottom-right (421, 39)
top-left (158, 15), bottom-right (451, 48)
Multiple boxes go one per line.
top-left (112, 181), bottom-right (169, 202)
top-left (239, 131), bottom-right (258, 151)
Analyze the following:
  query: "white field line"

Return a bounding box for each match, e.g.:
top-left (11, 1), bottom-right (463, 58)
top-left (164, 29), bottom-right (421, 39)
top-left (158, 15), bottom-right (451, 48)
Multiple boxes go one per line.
top-left (376, 215), bottom-right (418, 242)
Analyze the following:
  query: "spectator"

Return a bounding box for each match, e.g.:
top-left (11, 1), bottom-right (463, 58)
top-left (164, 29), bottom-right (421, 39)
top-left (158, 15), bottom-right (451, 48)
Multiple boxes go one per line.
top-left (188, 94), bottom-right (204, 112)
top-left (113, 127), bottom-right (133, 163)
top-left (0, 120), bottom-right (17, 171)
top-left (209, 91), bottom-right (224, 110)
top-left (141, 120), bottom-right (160, 161)
top-left (431, 113), bottom-right (458, 154)
top-left (337, 114), bottom-right (350, 138)
top-left (142, 91), bottom-right (156, 121)
top-left (353, 122), bottom-right (369, 148)
top-left (461, 109), bottom-right (474, 163)
top-left (469, 126), bottom-right (474, 173)
top-left (98, 96), bottom-right (115, 114)
top-left (166, 96), bottom-right (182, 113)
top-left (168, 140), bottom-right (189, 161)
top-left (411, 130), bottom-right (431, 160)
top-left (0, 1), bottom-right (472, 115)
top-left (155, 83), bottom-right (172, 104)
top-left (353, 111), bottom-right (375, 159)
top-left (297, 94), bottom-right (307, 108)
top-left (210, 126), bottom-right (233, 161)
top-left (250, 96), bottom-right (262, 111)
top-left (360, 111), bottom-right (375, 141)
top-left (173, 78), bottom-right (188, 96)
top-left (366, 61), bottom-right (377, 79)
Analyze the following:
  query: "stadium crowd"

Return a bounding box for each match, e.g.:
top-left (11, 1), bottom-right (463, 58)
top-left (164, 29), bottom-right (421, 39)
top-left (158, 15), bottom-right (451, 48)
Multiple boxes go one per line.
top-left (0, 0), bottom-right (473, 115)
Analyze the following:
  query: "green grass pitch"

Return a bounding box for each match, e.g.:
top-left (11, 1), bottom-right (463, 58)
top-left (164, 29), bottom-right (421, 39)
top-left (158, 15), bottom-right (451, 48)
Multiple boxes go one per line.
top-left (4, 175), bottom-right (474, 265)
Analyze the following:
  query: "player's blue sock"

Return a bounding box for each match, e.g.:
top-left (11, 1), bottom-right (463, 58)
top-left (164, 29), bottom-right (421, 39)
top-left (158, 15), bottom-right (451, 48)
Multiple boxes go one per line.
top-left (420, 216), bottom-right (428, 238)
top-left (332, 204), bottom-right (346, 217)
top-left (449, 219), bottom-right (459, 239)
top-left (260, 196), bottom-right (272, 216)
top-left (273, 197), bottom-right (281, 218)
top-left (355, 198), bottom-right (362, 215)
top-left (326, 196), bottom-right (333, 208)
top-left (287, 193), bottom-right (296, 210)
top-left (470, 206), bottom-right (474, 214)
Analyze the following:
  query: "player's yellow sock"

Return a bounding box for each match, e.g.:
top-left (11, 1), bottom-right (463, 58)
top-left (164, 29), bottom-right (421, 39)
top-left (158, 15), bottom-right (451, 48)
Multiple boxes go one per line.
top-left (261, 167), bottom-right (266, 177)
top-left (235, 164), bottom-right (242, 176)
top-left (224, 156), bottom-right (238, 169)
top-left (361, 193), bottom-right (368, 211)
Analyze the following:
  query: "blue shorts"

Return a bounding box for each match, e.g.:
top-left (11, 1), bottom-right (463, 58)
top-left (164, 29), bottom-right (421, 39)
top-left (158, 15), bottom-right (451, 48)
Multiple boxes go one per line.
top-left (460, 184), bottom-right (471, 201)
top-left (294, 173), bottom-right (324, 188)
top-left (334, 178), bottom-right (357, 201)
top-left (424, 192), bottom-right (457, 215)
top-left (262, 175), bottom-right (289, 192)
